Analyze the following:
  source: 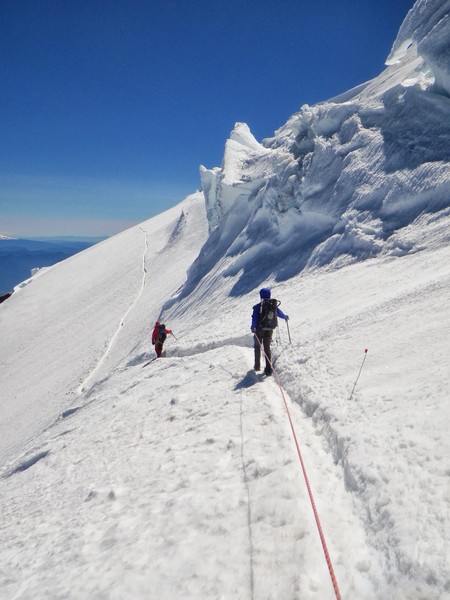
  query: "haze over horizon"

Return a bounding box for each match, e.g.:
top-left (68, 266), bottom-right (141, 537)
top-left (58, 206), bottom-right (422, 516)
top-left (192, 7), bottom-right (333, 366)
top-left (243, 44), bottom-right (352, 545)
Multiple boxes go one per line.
top-left (2, 0), bottom-right (450, 596)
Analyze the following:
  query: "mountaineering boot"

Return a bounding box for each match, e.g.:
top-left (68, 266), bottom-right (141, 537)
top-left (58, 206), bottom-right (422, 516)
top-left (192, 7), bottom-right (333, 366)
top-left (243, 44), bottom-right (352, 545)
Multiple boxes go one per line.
top-left (264, 367), bottom-right (272, 376)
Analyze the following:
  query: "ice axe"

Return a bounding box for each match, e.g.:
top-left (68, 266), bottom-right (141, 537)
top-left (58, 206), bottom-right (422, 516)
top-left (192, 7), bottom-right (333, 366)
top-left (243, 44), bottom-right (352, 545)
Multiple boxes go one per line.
top-left (286, 318), bottom-right (292, 344)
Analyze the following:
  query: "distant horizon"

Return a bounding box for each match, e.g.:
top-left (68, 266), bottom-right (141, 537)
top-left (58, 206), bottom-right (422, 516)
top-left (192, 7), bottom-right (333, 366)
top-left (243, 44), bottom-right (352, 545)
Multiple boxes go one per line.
top-left (0, 233), bottom-right (109, 242)
top-left (0, 234), bottom-right (106, 295)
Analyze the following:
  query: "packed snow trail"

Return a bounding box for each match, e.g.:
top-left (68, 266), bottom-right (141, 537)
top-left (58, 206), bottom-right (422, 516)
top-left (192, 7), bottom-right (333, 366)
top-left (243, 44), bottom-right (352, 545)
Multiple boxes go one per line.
top-left (2, 2), bottom-right (450, 596)
top-left (254, 333), bottom-right (343, 600)
top-left (1, 343), bottom-right (378, 599)
top-left (78, 227), bottom-right (149, 394)
top-left (76, 193), bottom-right (210, 393)
top-left (0, 193), bottom-right (208, 467)
top-left (0, 227), bottom-right (151, 464)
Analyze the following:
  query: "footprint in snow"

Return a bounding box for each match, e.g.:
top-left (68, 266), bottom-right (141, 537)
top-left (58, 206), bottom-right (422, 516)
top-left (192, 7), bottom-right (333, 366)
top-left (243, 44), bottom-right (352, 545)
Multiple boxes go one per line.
top-left (7, 450), bottom-right (50, 477)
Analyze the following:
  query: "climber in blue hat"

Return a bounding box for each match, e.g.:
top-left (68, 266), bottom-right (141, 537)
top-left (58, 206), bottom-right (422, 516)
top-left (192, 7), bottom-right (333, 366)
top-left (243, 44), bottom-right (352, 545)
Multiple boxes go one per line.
top-left (250, 288), bottom-right (288, 376)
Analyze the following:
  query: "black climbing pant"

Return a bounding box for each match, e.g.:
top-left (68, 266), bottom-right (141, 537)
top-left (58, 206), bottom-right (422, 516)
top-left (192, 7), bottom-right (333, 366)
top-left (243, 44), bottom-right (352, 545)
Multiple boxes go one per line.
top-left (254, 329), bottom-right (273, 373)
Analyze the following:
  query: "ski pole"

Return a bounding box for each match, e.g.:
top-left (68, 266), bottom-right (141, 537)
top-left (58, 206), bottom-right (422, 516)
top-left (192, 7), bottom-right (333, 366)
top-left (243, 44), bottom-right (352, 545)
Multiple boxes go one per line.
top-left (286, 318), bottom-right (292, 344)
top-left (348, 348), bottom-right (368, 401)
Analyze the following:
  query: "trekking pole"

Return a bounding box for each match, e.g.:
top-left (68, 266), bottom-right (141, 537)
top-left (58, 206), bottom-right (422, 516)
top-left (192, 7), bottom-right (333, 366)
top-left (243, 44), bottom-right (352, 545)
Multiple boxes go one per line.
top-left (348, 348), bottom-right (368, 401)
top-left (286, 318), bottom-right (292, 344)
top-left (170, 331), bottom-right (178, 341)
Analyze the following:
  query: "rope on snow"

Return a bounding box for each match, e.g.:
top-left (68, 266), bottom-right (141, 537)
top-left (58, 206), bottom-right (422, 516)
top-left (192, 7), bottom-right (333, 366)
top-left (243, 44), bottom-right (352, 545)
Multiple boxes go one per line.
top-left (254, 334), bottom-right (342, 600)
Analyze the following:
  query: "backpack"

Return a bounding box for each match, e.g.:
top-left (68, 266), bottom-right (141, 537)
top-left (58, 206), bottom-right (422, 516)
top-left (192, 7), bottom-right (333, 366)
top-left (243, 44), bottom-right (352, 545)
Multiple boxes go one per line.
top-left (259, 298), bottom-right (279, 330)
top-left (158, 324), bottom-right (167, 343)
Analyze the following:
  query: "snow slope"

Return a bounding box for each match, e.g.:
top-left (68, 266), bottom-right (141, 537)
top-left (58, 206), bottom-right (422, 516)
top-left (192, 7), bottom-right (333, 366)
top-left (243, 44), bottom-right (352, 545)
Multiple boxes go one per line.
top-left (0, 193), bottom-right (207, 462)
top-left (1, 1), bottom-right (450, 598)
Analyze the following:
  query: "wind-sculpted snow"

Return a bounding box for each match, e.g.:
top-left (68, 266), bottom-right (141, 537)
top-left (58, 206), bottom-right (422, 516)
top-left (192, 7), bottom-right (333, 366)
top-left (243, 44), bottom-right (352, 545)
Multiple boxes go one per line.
top-left (2, 2), bottom-right (450, 599)
top-left (199, 123), bottom-right (270, 234)
top-left (193, 1), bottom-right (450, 297)
top-left (388, 0), bottom-right (450, 97)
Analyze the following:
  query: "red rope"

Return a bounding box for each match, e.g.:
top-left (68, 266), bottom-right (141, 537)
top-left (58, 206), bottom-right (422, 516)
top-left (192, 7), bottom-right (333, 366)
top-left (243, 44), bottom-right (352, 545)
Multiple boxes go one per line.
top-left (255, 334), bottom-right (342, 600)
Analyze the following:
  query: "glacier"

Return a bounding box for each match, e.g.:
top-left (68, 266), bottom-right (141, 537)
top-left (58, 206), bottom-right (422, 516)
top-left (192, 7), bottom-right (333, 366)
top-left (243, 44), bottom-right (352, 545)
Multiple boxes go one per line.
top-left (1, 1), bottom-right (450, 598)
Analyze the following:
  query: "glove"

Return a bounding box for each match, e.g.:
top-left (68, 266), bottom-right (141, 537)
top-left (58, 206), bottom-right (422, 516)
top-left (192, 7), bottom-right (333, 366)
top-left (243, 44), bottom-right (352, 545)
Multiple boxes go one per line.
top-left (152, 340), bottom-right (155, 345)
top-left (285, 315), bottom-right (289, 320)
top-left (251, 327), bottom-right (256, 333)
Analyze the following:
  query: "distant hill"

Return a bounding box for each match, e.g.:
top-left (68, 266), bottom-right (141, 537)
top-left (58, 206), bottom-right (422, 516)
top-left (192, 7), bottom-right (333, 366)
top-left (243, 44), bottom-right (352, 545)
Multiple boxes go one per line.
top-left (0, 237), bottom-right (105, 295)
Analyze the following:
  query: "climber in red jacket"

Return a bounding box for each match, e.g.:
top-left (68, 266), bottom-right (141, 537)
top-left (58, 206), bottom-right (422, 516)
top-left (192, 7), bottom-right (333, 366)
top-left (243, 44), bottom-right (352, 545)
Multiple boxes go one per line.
top-left (151, 321), bottom-right (172, 357)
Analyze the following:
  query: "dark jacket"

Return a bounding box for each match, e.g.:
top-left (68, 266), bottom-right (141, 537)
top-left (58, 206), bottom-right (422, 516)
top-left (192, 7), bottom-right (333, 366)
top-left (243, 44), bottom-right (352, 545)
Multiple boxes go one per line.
top-left (152, 322), bottom-right (172, 345)
top-left (251, 301), bottom-right (288, 331)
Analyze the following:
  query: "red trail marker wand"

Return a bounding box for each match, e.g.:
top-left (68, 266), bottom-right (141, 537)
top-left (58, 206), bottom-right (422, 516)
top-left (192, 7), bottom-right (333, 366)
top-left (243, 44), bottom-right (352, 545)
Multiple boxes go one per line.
top-left (349, 348), bottom-right (368, 401)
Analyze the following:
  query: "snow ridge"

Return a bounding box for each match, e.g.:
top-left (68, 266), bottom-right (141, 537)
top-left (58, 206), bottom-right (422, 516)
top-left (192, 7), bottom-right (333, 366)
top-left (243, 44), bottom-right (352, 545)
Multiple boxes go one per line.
top-left (192, 1), bottom-right (450, 298)
top-left (2, 2), bottom-right (450, 599)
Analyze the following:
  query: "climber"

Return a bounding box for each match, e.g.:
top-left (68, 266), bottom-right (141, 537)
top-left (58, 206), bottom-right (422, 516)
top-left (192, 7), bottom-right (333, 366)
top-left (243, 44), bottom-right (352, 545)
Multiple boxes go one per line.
top-left (251, 288), bottom-right (288, 376)
top-left (151, 321), bottom-right (172, 358)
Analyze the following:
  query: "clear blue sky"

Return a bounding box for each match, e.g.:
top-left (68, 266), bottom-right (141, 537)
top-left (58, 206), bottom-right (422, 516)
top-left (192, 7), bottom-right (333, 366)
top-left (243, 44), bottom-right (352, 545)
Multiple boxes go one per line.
top-left (1, 0), bottom-right (415, 237)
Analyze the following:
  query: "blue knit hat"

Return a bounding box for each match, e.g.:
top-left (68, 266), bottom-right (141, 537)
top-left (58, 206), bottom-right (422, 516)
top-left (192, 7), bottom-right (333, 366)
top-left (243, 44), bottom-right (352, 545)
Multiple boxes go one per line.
top-left (259, 288), bottom-right (271, 299)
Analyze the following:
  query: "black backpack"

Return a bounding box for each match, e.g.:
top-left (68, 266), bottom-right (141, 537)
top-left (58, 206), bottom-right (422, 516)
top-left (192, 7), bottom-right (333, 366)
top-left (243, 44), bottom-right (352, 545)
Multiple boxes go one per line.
top-left (158, 324), bottom-right (167, 343)
top-left (259, 298), bottom-right (279, 330)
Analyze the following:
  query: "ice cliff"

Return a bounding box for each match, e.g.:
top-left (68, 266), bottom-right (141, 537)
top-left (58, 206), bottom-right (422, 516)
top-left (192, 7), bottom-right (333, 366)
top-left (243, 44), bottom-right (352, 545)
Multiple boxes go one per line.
top-left (196, 0), bottom-right (450, 296)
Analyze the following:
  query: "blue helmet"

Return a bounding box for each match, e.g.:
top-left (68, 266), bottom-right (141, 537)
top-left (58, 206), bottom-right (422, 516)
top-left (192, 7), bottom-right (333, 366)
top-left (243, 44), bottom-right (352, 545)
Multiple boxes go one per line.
top-left (259, 288), bottom-right (271, 299)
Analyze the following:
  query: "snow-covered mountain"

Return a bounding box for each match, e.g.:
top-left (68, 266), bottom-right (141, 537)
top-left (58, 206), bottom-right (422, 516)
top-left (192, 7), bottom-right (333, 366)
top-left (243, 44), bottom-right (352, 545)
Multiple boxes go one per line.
top-left (1, 1), bottom-right (449, 598)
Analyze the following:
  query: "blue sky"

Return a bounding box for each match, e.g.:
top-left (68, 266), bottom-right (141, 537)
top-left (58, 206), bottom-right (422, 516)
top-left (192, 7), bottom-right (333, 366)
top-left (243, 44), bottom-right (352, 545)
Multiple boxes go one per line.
top-left (1, 0), bottom-right (415, 237)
